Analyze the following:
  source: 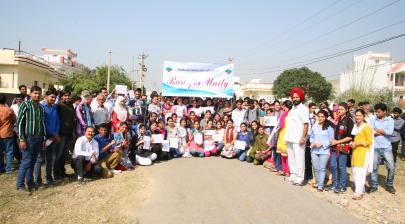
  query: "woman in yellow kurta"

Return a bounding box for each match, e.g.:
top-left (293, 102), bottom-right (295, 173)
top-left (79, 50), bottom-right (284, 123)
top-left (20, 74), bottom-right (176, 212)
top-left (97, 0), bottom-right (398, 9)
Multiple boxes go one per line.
top-left (350, 109), bottom-right (373, 200)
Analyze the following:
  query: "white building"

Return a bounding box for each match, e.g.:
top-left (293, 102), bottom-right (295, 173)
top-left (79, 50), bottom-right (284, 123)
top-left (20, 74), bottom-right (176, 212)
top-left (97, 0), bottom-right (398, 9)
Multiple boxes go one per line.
top-left (233, 78), bottom-right (274, 101)
top-left (390, 61), bottom-right (405, 100)
top-left (339, 51), bottom-right (392, 93)
top-left (41, 48), bottom-right (85, 75)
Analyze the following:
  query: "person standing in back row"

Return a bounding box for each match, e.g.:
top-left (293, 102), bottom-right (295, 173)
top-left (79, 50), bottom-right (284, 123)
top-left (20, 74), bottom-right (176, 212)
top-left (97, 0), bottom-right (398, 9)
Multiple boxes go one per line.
top-left (284, 87), bottom-right (309, 186)
top-left (369, 103), bottom-right (396, 194)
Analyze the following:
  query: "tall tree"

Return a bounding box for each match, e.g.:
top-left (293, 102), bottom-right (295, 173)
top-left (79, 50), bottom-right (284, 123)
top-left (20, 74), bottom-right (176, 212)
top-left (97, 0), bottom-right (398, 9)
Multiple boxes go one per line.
top-left (62, 65), bottom-right (132, 96)
top-left (272, 67), bottom-right (332, 102)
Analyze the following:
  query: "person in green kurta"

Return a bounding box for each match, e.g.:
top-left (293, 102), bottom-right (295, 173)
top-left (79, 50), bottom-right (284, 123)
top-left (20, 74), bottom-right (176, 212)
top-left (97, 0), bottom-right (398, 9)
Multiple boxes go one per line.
top-left (248, 126), bottom-right (270, 165)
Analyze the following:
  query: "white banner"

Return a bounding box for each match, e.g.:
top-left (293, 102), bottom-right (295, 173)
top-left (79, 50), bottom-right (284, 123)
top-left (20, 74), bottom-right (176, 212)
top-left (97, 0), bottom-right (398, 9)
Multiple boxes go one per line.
top-left (162, 61), bottom-right (234, 98)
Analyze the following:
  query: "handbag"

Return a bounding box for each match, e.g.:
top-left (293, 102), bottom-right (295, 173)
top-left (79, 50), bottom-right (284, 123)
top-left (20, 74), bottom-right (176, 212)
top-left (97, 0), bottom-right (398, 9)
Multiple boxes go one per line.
top-left (334, 144), bottom-right (350, 154)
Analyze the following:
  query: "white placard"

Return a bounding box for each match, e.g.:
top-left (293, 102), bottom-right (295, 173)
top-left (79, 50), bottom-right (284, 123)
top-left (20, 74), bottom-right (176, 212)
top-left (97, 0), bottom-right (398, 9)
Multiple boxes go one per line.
top-left (234, 140), bottom-right (247, 150)
top-left (203, 107), bottom-right (215, 114)
top-left (190, 108), bottom-right (201, 115)
top-left (45, 139), bottom-right (53, 147)
top-left (204, 130), bottom-right (215, 136)
top-left (143, 136), bottom-right (151, 150)
top-left (169, 138), bottom-right (179, 149)
top-left (162, 140), bottom-right (170, 152)
top-left (115, 85), bottom-right (128, 95)
top-left (263, 116), bottom-right (278, 127)
top-left (204, 140), bottom-right (214, 152)
top-left (128, 90), bottom-right (135, 99)
top-left (151, 134), bottom-right (164, 144)
top-left (178, 128), bottom-right (187, 137)
top-left (165, 113), bottom-right (172, 121)
top-left (194, 133), bottom-right (203, 144)
top-left (213, 133), bottom-right (223, 142)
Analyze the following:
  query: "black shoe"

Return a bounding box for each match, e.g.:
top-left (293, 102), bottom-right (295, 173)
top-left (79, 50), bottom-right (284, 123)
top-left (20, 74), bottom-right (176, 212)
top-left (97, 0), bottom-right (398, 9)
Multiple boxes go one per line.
top-left (334, 188), bottom-right (340, 194)
top-left (386, 186), bottom-right (396, 194)
top-left (340, 188), bottom-right (347, 193)
top-left (369, 187), bottom-right (378, 193)
top-left (325, 186), bottom-right (335, 192)
top-left (317, 188), bottom-right (324, 192)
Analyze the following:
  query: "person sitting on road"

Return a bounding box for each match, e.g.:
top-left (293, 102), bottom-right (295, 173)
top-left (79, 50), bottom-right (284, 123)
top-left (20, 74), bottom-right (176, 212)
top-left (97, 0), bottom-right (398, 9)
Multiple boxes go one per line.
top-left (94, 124), bottom-right (121, 178)
top-left (130, 123), bottom-right (157, 166)
top-left (72, 126), bottom-right (99, 184)
top-left (248, 126), bottom-right (270, 165)
top-left (220, 119), bottom-right (238, 158)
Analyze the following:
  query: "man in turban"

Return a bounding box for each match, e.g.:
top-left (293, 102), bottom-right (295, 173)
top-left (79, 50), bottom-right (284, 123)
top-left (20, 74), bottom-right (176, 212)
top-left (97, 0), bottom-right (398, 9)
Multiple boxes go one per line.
top-left (284, 87), bottom-right (309, 186)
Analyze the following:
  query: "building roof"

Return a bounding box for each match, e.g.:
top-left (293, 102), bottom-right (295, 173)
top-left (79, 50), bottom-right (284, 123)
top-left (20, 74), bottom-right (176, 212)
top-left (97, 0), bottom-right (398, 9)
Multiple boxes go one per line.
top-left (390, 62), bottom-right (405, 74)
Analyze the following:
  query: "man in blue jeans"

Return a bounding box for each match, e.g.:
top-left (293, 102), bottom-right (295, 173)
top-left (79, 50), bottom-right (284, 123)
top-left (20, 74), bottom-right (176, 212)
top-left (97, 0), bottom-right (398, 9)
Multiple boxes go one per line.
top-left (16, 86), bottom-right (46, 194)
top-left (369, 103), bottom-right (396, 194)
top-left (34, 88), bottom-right (60, 187)
top-left (0, 94), bottom-right (17, 174)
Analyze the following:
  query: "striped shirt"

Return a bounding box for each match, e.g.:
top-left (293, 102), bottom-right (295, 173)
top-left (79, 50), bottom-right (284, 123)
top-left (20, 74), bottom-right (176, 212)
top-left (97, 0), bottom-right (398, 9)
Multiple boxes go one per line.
top-left (16, 100), bottom-right (46, 140)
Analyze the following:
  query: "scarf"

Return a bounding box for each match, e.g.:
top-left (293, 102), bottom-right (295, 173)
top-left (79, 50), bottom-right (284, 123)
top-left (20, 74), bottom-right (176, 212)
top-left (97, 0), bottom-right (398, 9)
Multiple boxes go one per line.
top-left (113, 96), bottom-right (128, 122)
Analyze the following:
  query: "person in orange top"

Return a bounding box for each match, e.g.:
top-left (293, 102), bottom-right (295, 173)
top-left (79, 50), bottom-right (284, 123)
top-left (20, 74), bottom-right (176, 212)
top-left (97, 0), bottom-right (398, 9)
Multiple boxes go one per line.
top-left (0, 94), bottom-right (17, 174)
top-left (350, 109), bottom-right (373, 200)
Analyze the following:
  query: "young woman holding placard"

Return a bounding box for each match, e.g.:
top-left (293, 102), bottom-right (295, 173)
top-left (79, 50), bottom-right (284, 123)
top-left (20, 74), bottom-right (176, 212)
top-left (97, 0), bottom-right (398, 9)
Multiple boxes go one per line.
top-left (235, 123), bottom-right (254, 162)
top-left (188, 120), bottom-right (205, 157)
top-left (220, 119), bottom-right (238, 159)
top-left (203, 120), bottom-right (218, 157)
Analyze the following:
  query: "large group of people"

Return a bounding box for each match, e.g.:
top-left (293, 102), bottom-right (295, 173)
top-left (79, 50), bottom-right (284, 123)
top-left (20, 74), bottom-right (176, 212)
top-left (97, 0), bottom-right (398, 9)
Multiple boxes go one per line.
top-left (0, 84), bottom-right (402, 200)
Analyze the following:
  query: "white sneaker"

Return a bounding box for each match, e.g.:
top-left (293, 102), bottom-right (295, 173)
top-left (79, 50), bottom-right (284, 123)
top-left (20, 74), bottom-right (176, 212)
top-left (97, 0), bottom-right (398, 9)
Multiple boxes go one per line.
top-left (110, 169), bottom-right (122, 174)
top-left (284, 177), bottom-right (294, 182)
top-left (182, 152), bottom-right (192, 158)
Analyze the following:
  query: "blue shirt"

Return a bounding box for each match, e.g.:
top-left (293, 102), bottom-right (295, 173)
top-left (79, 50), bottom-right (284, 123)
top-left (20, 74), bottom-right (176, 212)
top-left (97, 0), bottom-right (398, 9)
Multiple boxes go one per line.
top-left (41, 102), bottom-right (60, 137)
top-left (94, 134), bottom-right (112, 160)
top-left (370, 116), bottom-right (394, 150)
top-left (310, 124), bottom-right (334, 155)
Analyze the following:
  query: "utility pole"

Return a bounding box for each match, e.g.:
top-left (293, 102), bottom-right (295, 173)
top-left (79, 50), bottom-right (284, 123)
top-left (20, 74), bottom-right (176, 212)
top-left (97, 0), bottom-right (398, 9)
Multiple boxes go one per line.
top-left (139, 52), bottom-right (148, 93)
top-left (18, 40), bottom-right (21, 53)
top-left (107, 50), bottom-right (112, 93)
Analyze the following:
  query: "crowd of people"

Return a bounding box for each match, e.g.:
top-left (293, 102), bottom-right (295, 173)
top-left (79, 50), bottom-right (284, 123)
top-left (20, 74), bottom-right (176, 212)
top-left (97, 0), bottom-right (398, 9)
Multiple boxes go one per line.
top-left (0, 84), bottom-right (402, 200)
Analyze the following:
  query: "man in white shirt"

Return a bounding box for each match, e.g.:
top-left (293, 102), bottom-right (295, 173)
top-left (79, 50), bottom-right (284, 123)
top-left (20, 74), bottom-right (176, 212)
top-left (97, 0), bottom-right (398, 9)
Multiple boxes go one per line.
top-left (72, 126), bottom-right (99, 184)
top-left (285, 87), bottom-right (309, 186)
top-left (232, 99), bottom-right (246, 132)
top-left (11, 94), bottom-right (24, 116)
top-left (91, 94), bottom-right (111, 130)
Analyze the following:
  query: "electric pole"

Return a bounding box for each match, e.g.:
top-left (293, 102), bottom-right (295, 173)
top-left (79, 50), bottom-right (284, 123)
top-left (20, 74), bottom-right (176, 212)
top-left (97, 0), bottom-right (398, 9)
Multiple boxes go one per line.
top-left (139, 52), bottom-right (148, 93)
top-left (107, 50), bottom-right (112, 93)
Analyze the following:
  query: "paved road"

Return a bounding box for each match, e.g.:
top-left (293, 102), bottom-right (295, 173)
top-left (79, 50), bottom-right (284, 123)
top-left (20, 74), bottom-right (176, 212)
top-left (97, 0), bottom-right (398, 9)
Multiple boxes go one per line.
top-left (134, 157), bottom-right (360, 224)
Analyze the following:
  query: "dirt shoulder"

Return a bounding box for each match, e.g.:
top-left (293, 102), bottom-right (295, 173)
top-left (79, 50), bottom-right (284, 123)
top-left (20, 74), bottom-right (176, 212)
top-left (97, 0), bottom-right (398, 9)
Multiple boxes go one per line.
top-left (0, 166), bottom-right (148, 224)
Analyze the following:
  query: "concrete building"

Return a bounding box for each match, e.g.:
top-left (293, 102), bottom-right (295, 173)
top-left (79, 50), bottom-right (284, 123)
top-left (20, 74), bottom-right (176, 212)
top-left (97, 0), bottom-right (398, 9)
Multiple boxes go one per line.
top-left (235, 78), bottom-right (274, 101)
top-left (0, 48), bottom-right (65, 94)
top-left (390, 61), bottom-right (405, 101)
top-left (339, 51), bottom-right (392, 93)
top-left (41, 48), bottom-right (85, 75)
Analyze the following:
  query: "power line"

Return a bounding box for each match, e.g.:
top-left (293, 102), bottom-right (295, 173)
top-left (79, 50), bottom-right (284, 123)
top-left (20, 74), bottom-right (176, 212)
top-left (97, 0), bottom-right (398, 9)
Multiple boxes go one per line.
top-left (241, 33), bottom-right (405, 77)
top-left (240, 18), bottom-right (405, 71)
top-left (242, 0), bottom-right (343, 56)
top-left (242, 0), bottom-right (401, 65)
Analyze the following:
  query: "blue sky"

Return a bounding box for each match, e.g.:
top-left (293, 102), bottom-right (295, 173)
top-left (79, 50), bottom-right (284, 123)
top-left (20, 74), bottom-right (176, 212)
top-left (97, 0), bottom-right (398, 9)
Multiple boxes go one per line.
top-left (1, 0), bottom-right (404, 90)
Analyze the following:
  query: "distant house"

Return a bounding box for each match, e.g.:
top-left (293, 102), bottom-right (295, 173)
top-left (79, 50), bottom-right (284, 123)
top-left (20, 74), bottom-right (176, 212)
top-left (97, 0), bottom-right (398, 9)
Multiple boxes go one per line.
top-left (339, 51), bottom-right (392, 93)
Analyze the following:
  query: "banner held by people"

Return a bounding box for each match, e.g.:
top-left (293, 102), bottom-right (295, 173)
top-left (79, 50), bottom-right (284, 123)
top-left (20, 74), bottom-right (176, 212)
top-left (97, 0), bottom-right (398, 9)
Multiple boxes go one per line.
top-left (162, 61), bottom-right (234, 98)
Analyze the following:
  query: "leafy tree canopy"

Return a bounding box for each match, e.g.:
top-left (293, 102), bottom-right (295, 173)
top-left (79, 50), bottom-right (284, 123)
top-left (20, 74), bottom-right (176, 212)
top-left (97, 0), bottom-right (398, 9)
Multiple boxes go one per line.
top-left (272, 67), bottom-right (332, 102)
top-left (62, 65), bottom-right (132, 96)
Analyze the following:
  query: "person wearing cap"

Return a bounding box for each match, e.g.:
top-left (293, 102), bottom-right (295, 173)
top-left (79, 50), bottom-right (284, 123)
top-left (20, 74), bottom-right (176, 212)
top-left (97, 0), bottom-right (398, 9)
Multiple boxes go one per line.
top-left (76, 90), bottom-right (94, 137)
top-left (284, 87), bottom-right (310, 186)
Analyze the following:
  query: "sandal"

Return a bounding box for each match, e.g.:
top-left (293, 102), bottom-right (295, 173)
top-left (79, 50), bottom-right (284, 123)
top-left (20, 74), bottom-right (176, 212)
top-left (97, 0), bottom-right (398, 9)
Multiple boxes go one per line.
top-left (352, 194), bottom-right (363, 200)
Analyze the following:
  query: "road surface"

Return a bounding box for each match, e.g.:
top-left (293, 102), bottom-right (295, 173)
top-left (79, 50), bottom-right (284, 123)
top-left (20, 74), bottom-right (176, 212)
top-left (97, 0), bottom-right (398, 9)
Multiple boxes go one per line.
top-left (134, 157), bottom-right (360, 224)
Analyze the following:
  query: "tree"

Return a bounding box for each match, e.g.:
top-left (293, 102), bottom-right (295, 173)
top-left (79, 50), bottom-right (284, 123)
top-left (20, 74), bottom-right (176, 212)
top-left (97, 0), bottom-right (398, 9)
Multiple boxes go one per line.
top-left (62, 65), bottom-right (133, 96)
top-left (272, 67), bottom-right (332, 102)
